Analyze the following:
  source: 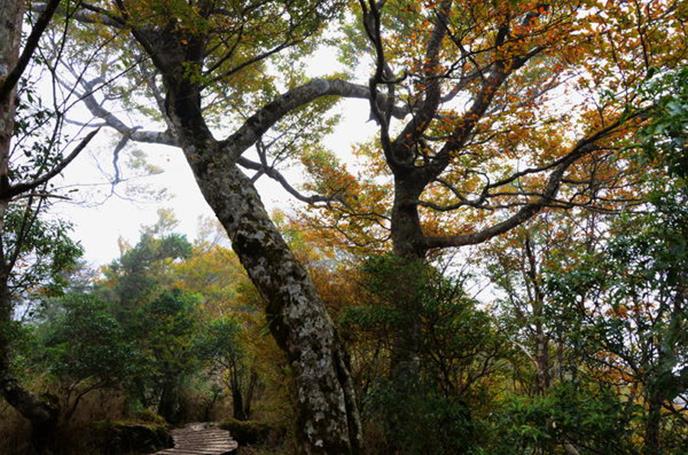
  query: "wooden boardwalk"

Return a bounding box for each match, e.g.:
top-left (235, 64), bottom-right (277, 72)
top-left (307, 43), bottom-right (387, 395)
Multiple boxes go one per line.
top-left (153, 422), bottom-right (238, 455)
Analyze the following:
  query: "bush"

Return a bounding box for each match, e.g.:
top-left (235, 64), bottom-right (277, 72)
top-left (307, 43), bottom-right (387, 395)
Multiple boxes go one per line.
top-left (486, 383), bottom-right (633, 454)
top-left (132, 409), bottom-right (167, 426)
top-left (89, 420), bottom-right (172, 454)
top-left (365, 379), bottom-right (478, 454)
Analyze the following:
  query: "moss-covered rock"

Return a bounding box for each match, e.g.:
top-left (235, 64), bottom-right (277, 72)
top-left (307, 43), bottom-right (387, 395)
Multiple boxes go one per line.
top-left (219, 418), bottom-right (285, 446)
top-left (132, 409), bottom-right (168, 426)
top-left (89, 420), bottom-right (173, 454)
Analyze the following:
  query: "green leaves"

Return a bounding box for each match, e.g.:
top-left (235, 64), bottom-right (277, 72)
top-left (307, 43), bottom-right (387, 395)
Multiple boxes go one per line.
top-left (639, 67), bottom-right (688, 181)
top-left (39, 293), bottom-right (134, 384)
top-left (489, 383), bottom-right (633, 454)
top-left (3, 204), bottom-right (83, 305)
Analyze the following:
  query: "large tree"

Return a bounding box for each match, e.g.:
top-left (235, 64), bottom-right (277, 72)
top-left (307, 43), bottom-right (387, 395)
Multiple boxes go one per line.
top-left (296, 0), bottom-right (687, 379)
top-left (59, 1), bottom-right (375, 451)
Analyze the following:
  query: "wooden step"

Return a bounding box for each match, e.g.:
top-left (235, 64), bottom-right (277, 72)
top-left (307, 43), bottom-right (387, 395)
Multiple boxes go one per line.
top-left (151, 423), bottom-right (238, 455)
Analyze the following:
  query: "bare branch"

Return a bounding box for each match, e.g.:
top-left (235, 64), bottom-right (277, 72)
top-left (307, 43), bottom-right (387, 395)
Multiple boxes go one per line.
top-left (6, 128), bottom-right (101, 198)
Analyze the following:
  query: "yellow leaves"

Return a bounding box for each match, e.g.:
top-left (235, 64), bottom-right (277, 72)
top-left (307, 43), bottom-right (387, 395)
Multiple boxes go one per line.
top-left (171, 244), bottom-right (248, 319)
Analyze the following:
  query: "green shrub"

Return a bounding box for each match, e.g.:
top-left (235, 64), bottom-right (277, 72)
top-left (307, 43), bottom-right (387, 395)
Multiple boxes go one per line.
top-left (219, 418), bottom-right (284, 446)
top-left (89, 420), bottom-right (172, 454)
top-left (132, 409), bottom-right (167, 426)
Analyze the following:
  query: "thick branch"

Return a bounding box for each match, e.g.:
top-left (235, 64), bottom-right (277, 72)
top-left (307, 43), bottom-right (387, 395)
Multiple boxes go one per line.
top-left (220, 78), bottom-right (407, 163)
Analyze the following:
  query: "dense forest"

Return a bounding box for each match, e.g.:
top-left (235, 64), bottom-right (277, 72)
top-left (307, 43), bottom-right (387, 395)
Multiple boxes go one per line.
top-left (1, 0), bottom-right (687, 454)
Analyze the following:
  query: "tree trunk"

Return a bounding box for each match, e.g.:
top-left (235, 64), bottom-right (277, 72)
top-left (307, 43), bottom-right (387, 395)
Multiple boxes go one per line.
top-left (534, 326), bottom-right (550, 394)
top-left (388, 176), bottom-right (426, 380)
top-left (157, 377), bottom-right (181, 424)
top-left (0, 0), bottom-right (24, 231)
top-left (644, 389), bottom-right (662, 455)
top-left (193, 161), bottom-right (361, 453)
top-left (243, 369), bottom-right (259, 420)
top-left (229, 366), bottom-right (247, 421)
top-left (524, 235), bottom-right (551, 395)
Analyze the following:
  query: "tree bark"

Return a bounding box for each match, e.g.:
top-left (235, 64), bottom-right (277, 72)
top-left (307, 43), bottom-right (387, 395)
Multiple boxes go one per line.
top-left (0, 0), bottom-right (24, 231)
top-left (146, 69), bottom-right (362, 452)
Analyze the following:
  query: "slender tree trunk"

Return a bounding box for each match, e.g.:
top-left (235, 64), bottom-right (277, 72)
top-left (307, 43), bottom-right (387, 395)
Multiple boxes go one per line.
top-left (644, 389), bottom-right (663, 455)
top-left (243, 369), bottom-right (259, 420)
top-left (523, 236), bottom-right (551, 395)
top-left (229, 366), bottom-right (247, 421)
top-left (157, 377), bottom-right (181, 424)
top-left (534, 326), bottom-right (550, 394)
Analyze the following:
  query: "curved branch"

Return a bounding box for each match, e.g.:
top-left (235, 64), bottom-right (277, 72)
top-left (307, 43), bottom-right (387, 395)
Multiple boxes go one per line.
top-left (6, 128), bottom-right (100, 198)
top-left (237, 157), bottom-right (335, 205)
top-left (220, 78), bottom-right (407, 162)
top-left (75, 77), bottom-right (176, 146)
top-left (423, 142), bottom-right (599, 249)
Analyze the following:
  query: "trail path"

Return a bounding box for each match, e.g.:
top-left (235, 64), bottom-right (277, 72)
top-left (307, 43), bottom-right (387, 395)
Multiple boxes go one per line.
top-left (153, 422), bottom-right (238, 455)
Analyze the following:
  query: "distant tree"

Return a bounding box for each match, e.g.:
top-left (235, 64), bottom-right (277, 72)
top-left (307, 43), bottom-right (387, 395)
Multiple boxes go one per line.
top-left (340, 254), bottom-right (508, 453)
top-left (139, 289), bottom-right (201, 423)
top-left (196, 316), bottom-right (258, 421)
top-left (37, 293), bottom-right (134, 422)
